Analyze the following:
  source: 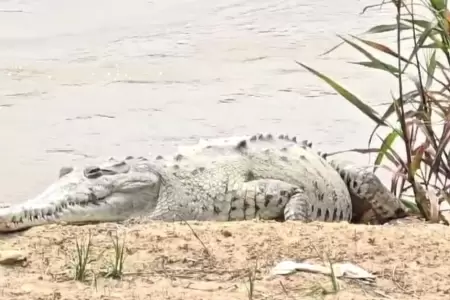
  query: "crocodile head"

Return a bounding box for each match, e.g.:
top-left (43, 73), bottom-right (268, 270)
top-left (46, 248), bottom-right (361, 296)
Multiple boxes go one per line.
top-left (0, 157), bottom-right (162, 233)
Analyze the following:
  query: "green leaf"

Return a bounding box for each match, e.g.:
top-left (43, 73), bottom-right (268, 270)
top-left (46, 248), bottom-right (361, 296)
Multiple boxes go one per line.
top-left (402, 26), bottom-right (436, 73)
top-left (296, 62), bottom-right (387, 127)
top-left (368, 103), bottom-right (397, 149)
top-left (421, 41), bottom-right (446, 48)
top-left (429, 120), bottom-right (450, 178)
top-left (367, 90), bottom-right (418, 150)
top-left (365, 23), bottom-right (411, 34)
top-left (374, 130), bottom-right (400, 173)
top-left (319, 41), bottom-right (345, 57)
top-left (425, 50), bottom-right (437, 89)
top-left (352, 36), bottom-right (410, 64)
top-left (401, 199), bottom-right (420, 214)
top-left (402, 18), bottom-right (434, 31)
top-left (350, 61), bottom-right (399, 76)
top-left (339, 35), bottom-right (401, 76)
top-left (430, 0), bottom-right (447, 11)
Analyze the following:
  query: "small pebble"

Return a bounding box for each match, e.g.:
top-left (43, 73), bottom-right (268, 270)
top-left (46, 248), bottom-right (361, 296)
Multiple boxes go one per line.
top-left (0, 250), bottom-right (27, 265)
top-left (221, 230), bottom-right (232, 237)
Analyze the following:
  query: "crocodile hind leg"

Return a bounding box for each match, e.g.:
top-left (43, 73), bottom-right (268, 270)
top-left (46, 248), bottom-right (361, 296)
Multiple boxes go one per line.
top-left (224, 179), bottom-right (349, 222)
top-left (327, 159), bottom-right (408, 224)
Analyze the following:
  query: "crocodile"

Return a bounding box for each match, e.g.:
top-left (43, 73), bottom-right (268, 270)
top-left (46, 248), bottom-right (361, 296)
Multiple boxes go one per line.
top-left (0, 133), bottom-right (408, 233)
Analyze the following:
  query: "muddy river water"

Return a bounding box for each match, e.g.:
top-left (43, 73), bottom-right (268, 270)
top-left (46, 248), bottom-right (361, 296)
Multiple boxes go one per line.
top-left (0, 0), bottom-right (397, 204)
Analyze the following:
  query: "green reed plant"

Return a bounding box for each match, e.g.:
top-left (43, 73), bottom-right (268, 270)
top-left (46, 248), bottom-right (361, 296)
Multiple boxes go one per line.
top-left (105, 230), bottom-right (127, 279)
top-left (297, 0), bottom-right (450, 222)
top-left (72, 231), bottom-right (94, 281)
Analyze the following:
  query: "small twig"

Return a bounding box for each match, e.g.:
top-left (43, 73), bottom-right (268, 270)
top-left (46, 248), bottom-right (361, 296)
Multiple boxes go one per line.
top-left (176, 214), bottom-right (211, 258)
top-left (310, 244), bottom-right (340, 294)
top-left (244, 261), bottom-right (258, 300)
top-left (391, 263), bottom-right (416, 296)
top-left (279, 281), bottom-right (296, 300)
top-left (360, 0), bottom-right (390, 15)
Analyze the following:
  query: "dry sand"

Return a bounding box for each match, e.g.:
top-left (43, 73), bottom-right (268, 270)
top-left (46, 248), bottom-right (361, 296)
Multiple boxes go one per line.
top-left (0, 220), bottom-right (449, 300)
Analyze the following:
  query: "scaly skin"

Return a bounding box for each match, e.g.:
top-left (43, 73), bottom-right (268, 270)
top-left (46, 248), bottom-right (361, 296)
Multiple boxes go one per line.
top-left (137, 133), bottom-right (352, 223)
top-left (0, 133), bottom-right (407, 233)
top-left (181, 133), bottom-right (408, 224)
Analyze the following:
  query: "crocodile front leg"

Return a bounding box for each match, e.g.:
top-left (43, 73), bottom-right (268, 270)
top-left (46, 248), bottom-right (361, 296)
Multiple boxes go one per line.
top-left (224, 179), bottom-right (300, 221)
top-left (282, 185), bottom-right (352, 223)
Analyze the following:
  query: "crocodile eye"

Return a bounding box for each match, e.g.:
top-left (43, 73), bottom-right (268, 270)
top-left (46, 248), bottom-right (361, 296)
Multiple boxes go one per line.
top-left (84, 166), bottom-right (102, 179)
top-left (83, 161), bottom-right (131, 179)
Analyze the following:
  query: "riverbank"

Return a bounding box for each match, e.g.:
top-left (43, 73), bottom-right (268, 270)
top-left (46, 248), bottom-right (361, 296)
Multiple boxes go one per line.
top-left (0, 220), bottom-right (448, 300)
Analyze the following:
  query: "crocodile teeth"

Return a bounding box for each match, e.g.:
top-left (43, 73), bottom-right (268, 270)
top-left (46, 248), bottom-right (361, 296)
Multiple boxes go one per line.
top-left (45, 207), bottom-right (55, 216)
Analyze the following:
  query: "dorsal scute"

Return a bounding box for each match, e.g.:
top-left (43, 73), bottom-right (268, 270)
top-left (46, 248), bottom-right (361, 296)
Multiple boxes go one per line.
top-left (250, 133), bottom-right (274, 141)
top-left (176, 133), bottom-right (320, 158)
top-left (174, 154), bottom-right (184, 161)
top-left (235, 139), bottom-right (248, 152)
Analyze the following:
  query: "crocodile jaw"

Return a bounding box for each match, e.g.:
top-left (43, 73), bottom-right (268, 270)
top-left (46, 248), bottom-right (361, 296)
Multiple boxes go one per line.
top-left (0, 167), bottom-right (162, 233)
top-left (0, 191), bottom-right (157, 233)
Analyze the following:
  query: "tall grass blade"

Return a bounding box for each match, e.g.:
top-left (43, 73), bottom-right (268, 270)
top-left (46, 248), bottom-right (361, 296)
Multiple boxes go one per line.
top-left (428, 120), bottom-right (450, 181)
top-left (351, 61), bottom-right (399, 75)
top-left (296, 62), bottom-right (387, 126)
top-left (426, 50), bottom-right (438, 89)
top-left (410, 143), bottom-right (426, 175)
top-left (327, 147), bottom-right (381, 156)
top-left (422, 41), bottom-right (447, 48)
top-left (403, 26), bottom-right (435, 72)
top-left (374, 130), bottom-right (401, 172)
top-left (319, 41), bottom-right (345, 57)
top-left (352, 36), bottom-right (410, 64)
top-left (338, 35), bottom-right (401, 75)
